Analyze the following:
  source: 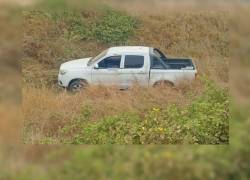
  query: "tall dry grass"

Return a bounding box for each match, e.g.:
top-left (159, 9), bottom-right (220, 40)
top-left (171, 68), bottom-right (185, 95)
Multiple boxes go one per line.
top-left (230, 5), bottom-right (250, 105)
top-left (106, 0), bottom-right (230, 86)
top-left (21, 0), bottom-right (230, 143)
top-left (130, 12), bottom-right (229, 85)
top-left (23, 80), bottom-right (202, 143)
top-left (0, 6), bottom-right (22, 144)
top-left (22, 1), bottom-right (229, 87)
top-left (1, 0), bottom-right (249, 178)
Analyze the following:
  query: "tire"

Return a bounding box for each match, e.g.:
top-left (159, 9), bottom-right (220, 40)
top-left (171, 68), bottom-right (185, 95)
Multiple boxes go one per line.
top-left (68, 79), bottom-right (88, 92)
top-left (153, 80), bottom-right (174, 88)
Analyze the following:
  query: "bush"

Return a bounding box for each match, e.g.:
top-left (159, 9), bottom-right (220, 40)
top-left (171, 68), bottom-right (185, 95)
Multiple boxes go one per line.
top-left (23, 9), bottom-right (138, 68)
top-left (71, 114), bottom-right (142, 144)
top-left (94, 9), bottom-right (138, 45)
top-left (50, 9), bottom-right (138, 44)
top-left (64, 80), bottom-right (229, 144)
top-left (50, 11), bottom-right (92, 41)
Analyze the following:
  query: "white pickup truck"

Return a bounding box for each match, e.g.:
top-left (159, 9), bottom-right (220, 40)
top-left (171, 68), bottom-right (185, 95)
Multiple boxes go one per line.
top-left (58, 46), bottom-right (197, 91)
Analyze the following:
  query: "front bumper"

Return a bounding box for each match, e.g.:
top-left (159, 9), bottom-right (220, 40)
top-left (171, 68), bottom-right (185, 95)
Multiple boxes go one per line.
top-left (58, 80), bottom-right (64, 87)
top-left (58, 73), bottom-right (71, 88)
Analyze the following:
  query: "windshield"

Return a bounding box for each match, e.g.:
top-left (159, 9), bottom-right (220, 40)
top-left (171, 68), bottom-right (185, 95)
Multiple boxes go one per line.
top-left (87, 49), bottom-right (108, 66)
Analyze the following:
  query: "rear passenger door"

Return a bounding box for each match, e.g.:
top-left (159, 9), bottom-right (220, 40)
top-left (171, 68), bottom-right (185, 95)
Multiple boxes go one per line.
top-left (119, 54), bottom-right (149, 88)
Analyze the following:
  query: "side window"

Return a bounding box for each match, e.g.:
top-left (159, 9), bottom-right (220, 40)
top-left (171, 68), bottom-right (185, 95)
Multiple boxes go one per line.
top-left (151, 56), bottom-right (165, 69)
top-left (124, 55), bottom-right (144, 69)
top-left (98, 56), bottom-right (121, 69)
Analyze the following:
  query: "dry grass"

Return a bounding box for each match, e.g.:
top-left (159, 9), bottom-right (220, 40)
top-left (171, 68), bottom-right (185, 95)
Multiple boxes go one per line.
top-left (20, 0), bottom-right (235, 144)
top-left (0, 1), bottom-right (249, 178)
top-left (108, 0), bottom-right (230, 86)
top-left (106, 0), bottom-right (235, 15)
top-left (0, 105), bottom-right (22, 143)
top-left (130, 12), bottom-right (229, 85)
top-left (0, 67), bottom-right (22, 144)
top-left (0, 1), bottom-right (249, 179)
top-left (23, 80), bottom-right (203, 143)
top-left (22, 2), bottom-right (229, 88)
top-left (230, 5), bottom-right (250, 105)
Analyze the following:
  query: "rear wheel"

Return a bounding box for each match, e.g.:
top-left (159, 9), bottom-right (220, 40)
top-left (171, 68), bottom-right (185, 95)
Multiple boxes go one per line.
top-left (68, 79), bottom-right (88, 92)
top-left (153, 80), bottom-right (174, 88)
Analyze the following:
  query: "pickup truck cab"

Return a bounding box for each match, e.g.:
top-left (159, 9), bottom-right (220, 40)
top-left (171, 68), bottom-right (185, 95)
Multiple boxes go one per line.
top-left (58, 46), bottom-right (197, 91)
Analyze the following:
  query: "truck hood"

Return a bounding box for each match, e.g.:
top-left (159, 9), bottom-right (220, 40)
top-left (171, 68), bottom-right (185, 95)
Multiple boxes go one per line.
top-left (60, 57), bottom-right (92, 69)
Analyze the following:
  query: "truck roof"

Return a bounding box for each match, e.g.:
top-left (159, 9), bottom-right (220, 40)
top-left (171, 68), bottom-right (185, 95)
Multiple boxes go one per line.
top-left (107, 46), bottom-right (150, 55)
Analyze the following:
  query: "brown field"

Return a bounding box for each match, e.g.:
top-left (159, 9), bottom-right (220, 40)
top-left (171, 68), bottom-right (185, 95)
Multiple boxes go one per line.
top-left (20, 0), bottom-right (231, 144)
top-left (23, 81), bottom-right (203, 143)
top-left (0, 0), bottom-right (249, 179)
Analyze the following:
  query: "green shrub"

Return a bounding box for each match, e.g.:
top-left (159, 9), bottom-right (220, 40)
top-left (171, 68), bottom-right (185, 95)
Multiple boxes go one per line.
top-left (25, 8), bottom-right (137, 44)
top-left (65, 80), bottom-right (229, 144)
top-left (72, 113), bottom-right (142, 144)
top-left (48, 9), bottom-right (138, 43)
top-left (94, 9), bottom-right (138, 45)
top-left (51, 11), bottom-right (91, 40)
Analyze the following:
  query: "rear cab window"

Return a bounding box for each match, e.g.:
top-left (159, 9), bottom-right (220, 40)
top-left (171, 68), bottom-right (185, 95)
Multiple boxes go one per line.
top-left (151, 55), bottom-right (165, 69)
top-left (124, 55), bottom-right (144, 69)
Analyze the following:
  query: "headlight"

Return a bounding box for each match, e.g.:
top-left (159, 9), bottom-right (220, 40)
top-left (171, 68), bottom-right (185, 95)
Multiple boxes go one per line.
top-left (59, 69), bottom-right (68, 75)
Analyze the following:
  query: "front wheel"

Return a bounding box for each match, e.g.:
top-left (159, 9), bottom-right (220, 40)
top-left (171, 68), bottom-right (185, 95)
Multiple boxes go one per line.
top-left (68, 79), bottom-right (88, 92)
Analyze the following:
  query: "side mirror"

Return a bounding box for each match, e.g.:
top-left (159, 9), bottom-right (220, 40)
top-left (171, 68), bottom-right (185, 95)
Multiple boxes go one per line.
top-left (94, 64), bottom-right (99, 69)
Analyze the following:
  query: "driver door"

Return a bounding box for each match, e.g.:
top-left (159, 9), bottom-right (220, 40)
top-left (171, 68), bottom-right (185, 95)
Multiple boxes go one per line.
top-left (91, 55), bottom-right (121, 86)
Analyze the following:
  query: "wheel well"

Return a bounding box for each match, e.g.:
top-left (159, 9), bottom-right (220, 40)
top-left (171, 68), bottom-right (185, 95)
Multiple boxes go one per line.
top-left (68, 79), bottom-right (88, 87)
top-left (153, 80), bottom-right (174, 87)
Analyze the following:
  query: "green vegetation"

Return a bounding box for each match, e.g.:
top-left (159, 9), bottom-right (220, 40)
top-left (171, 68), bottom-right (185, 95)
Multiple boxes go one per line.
top-left (23, 7), bottom-right (229, 87)
top-left (2, 1), bottom-right (250, 180)
top-left (23, 8), bottom-right (137, 69)
top-left (94, 9), bottom-right (138, 45)
top-left (22, 1), bottom-right (230, 145)
top-left (22, 5), bottom-right (230, 145)
top-left (48, 8), bottom-right (138, 44)
top-left (24, 8), bottom-right (137, 43)
top-left (2, 102), bottom-right (250, 179)
top-left (57, 79), bottom-right (229, 144)
top-left (51, 11), bottom-right (90, 41)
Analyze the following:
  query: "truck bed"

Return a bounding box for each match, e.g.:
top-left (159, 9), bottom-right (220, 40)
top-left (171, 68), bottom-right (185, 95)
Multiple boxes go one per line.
top-left (163, 58), bottom-right (195, 70)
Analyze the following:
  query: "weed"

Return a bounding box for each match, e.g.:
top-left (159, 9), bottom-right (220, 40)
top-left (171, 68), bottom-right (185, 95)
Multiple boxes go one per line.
top-left (94, 9), bottom-right (138, 45)
top-left (59, 80), bottom-right (229, 144)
